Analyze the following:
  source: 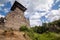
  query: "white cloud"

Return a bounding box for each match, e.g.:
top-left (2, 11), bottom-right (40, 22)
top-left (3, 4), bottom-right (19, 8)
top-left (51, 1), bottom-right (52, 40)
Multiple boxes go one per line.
top-left (51, 10), bottom-right (60, 15)
top-left (30, 19), bottom-right (42, 27)
top-left (35, 0), bottom-right (54, 11)
top-left (4, 8), bottom-right (9, 13)
top-left (25, 0), bottom-right (54, 17)
top-left (30, 12), bottom-right (40, 19)
top-left (50, 16), bottom-right (60, 22)
top-left (24, 0), bottom-right (54, 26)
top-left (0, 14), bottom-right (5, 18)
top-left (29, 12), bottom-right (43, 27)
top-left (0, 4), bottom-right (4, 6)
top-left (45, 9), bottom-right (60, 22)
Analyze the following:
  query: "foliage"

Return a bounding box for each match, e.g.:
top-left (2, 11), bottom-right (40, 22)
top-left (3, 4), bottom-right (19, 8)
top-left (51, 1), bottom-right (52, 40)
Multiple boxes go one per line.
top-left (31, 26), bottom-right (48, 34)
top-left (19, 25), bottom-right (29, 32)
top-left (19, 20), bottom-right (60, 40)
top-left (27, 32), bottom-right (60, 40)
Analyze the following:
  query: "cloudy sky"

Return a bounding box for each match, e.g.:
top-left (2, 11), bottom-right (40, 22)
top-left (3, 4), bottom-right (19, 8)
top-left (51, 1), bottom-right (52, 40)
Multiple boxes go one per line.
top-left (0, 0), bottom-right (60, 26)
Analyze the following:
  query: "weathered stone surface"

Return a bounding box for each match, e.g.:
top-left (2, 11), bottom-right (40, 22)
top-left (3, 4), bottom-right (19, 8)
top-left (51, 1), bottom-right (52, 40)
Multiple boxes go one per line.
top-left (5, 8), bottom-right (30, 30)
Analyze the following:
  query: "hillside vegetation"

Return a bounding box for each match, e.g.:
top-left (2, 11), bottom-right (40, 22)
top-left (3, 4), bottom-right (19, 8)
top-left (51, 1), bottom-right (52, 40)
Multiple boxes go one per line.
top-left (19, 20), bottom-right (60, 40)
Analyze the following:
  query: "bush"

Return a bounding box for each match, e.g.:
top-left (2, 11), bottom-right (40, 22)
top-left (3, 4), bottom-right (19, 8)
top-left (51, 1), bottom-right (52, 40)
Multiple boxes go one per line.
top-left (27, 32), bottom-right (60, 40)
top-left (19, 25), bottom-right (29, 32)
top-left (19, 25), bottom-right (60, 40)
top-left (32, 26), bottom-right (48, 34)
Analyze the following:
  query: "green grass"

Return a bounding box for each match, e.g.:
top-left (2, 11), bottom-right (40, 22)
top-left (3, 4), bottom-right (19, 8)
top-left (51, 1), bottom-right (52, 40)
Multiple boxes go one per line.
top-left (27, 32), bottom-right (60, 40)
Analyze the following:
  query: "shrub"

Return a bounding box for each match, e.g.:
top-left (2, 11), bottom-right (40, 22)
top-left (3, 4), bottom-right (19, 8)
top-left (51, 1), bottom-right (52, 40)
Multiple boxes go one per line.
top-left (27, 32), bottom-right (60, 40)
top-left (32, 26), bottom-right (48, 34)
top-left (19, 25), bottom-right (60, 40)
top-left (19, 25), bottom-right (29, 32)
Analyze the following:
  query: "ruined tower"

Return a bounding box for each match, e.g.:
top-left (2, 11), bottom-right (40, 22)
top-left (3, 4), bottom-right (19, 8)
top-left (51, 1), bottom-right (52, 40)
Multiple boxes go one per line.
top-left (5, 1), bottom-right (30, 30)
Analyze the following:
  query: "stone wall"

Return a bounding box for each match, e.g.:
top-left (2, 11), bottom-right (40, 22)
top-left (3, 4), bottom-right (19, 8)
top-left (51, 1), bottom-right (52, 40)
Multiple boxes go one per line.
top-left (5, 8), bottom-right (30, 30)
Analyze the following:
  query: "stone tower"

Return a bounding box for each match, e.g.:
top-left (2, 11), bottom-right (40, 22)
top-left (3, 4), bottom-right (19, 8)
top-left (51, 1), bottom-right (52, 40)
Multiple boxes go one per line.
top-left (5, 1), bottom-right (30, 30)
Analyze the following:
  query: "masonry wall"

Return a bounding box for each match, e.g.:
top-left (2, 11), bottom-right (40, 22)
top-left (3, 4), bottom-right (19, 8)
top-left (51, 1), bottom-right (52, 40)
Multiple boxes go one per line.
top-left (5, 8), bottom-right (30, 30)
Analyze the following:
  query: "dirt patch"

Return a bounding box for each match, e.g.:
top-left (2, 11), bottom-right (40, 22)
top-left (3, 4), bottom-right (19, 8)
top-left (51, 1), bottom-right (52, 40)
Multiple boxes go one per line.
top-left (0, 29), bottom-right (31, 40)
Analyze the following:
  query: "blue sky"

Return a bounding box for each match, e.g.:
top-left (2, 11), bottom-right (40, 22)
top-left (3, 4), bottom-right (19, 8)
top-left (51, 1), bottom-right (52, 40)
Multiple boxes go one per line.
top-left (0, 0), bottom-right (60, 26)
top-left (0, 1), bottom-right (11, 16)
